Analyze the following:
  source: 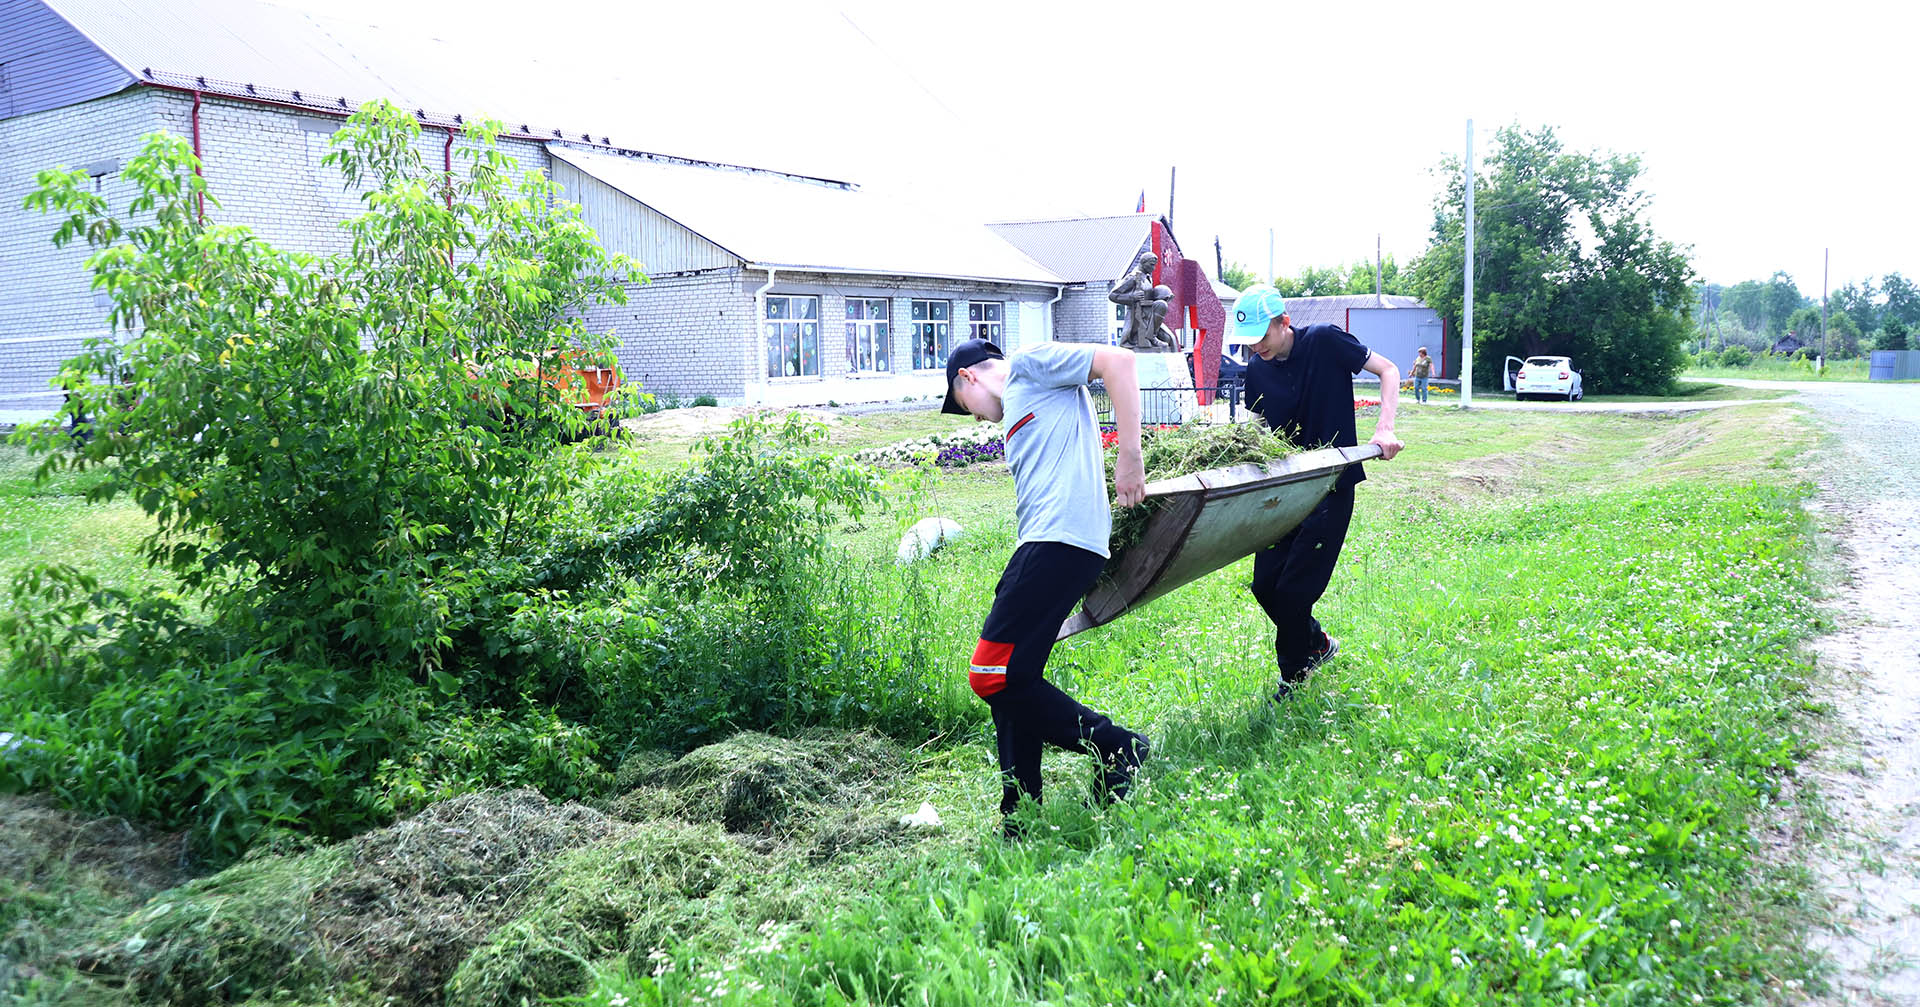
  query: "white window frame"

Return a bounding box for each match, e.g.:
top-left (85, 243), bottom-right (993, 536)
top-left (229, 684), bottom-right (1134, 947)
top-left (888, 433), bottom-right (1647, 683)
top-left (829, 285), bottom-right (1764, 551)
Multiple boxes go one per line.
top-left (968, 301), bottom-right (1004, 344)
top-left (911, 298), bottom-right (953, 371)
top-left (845, 297), bottom-right (892, 375)
top-left (764, 294), bottom-right (821, 379)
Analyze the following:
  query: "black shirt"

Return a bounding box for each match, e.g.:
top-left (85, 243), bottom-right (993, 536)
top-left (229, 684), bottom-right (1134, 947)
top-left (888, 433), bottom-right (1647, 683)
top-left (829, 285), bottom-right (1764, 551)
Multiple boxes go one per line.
top-left (1243, 323), bottom-right (1372, 489)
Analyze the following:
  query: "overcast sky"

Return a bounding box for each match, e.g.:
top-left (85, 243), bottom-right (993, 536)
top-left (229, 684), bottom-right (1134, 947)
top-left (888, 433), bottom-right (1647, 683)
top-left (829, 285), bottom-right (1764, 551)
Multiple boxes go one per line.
top-left (276, 0), bottom-right (1918, 297)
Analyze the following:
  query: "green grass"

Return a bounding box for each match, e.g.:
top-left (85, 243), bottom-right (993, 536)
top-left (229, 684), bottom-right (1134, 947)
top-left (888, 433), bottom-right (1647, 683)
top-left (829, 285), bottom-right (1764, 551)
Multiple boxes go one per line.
top-left (1580, 382), bottom-right (1792, 403)
top-left (0, 440), bottom-right (173, 594)
top-left (574, 402), bottom-right (1828, 1005)
top-left (1687, 357), bottom-right (1871, 382)
top-left (0, 402), bottom-right (1833, 1005)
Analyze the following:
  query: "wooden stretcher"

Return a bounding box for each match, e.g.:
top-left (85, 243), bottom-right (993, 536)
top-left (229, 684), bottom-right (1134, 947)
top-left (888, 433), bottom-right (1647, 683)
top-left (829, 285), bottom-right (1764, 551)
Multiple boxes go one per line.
top-left (1057, 444), bottom-right (1383, 640)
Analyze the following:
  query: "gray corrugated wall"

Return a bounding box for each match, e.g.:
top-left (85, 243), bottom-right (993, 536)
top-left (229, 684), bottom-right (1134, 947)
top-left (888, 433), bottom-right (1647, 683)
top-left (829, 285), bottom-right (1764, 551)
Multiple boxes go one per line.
top-left (550, 156), bottom-right (737, 275)
top-left (0, 0), bottom-right (136, 120)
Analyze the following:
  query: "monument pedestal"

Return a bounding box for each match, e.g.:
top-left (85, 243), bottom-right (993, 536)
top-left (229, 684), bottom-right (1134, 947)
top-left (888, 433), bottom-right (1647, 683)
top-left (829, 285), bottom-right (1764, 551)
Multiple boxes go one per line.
top-left (1132, 351), bottom-right (1195, 425)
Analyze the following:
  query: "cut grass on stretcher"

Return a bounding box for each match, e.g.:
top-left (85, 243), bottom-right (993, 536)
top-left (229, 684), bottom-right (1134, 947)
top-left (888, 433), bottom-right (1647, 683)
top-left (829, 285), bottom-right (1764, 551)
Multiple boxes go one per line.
top-left (1105, 423), bottom-right (1298, 555)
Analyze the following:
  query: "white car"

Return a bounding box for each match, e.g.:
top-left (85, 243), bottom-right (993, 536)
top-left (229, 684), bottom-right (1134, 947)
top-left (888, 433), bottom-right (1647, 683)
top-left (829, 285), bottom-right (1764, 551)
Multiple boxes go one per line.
top-left (1512, 356), bottom-right (1584, 402)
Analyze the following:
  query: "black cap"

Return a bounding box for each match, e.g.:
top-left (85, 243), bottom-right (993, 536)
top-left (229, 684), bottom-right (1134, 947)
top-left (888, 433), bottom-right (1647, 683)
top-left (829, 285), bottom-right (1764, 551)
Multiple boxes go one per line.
top-left (940, 339), bottom-right (1004, 415)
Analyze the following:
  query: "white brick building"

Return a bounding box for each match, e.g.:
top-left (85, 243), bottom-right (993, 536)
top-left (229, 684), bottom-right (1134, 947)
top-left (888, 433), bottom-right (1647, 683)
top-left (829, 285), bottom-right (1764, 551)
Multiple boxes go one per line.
top-left (1, 0), bottom-right (1221, 411)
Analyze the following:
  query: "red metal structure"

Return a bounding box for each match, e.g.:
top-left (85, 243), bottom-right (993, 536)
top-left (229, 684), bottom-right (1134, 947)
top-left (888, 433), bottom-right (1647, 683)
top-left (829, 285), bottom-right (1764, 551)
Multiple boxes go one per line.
top-left (1148, 220), bottom-right (1227, 402)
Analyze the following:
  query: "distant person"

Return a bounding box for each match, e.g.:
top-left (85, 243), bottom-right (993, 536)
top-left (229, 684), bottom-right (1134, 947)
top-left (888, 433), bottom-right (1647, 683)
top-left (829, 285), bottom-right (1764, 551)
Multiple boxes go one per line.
top-left (1410, 346), bottom-right (1433, 403)
top-left (1226, 286), bottom-right (1404, 698)
top-left (942, 337), bottom-right (1153, 835)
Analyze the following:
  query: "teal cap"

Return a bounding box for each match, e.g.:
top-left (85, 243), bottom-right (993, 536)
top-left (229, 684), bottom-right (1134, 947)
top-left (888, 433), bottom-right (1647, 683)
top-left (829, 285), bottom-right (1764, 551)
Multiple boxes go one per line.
top-left (1227, 285), bottom-right (1288, 345)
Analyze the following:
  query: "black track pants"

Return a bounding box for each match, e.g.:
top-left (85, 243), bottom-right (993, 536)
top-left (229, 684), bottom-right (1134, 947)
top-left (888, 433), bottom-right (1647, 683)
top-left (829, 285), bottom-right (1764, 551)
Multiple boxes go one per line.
top-left (970, 541), bottom-right (1144, 816)
top-left (1249, 486), bottom-right (1355, 675)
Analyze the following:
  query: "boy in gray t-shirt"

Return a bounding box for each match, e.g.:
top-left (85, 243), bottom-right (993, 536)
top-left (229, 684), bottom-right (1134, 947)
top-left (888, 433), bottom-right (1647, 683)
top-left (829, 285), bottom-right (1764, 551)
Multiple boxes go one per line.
top-left (942, 337), bottom-right (1152, 834)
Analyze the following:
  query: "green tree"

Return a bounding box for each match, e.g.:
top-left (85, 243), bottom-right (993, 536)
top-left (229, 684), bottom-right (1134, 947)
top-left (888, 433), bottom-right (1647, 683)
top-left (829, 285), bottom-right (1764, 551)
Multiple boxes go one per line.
top-left (1879, 317), bottom-right (1914, 352)
top-left (1883, 272), bottom-right (1920, 329)
top-left (1828, 312), bottom-right (1863, 358)
top-left (1719, 273), bottom-right (1808, 338)
top-left (1273, 256), bottom-right (1416, 298)
top-left (1410, 125), bottom-right (1694, 394)
top-left (1273, 263), bottom-right (1348, 297)
top-left (20, 101), bottom-right (644, 673)
top-left (1829, 279), bottom-right (1880, 335)
top-left (1785, 306), bottom-right (1823, 350)
top-left (1220, 260), bottom-right (1261, 291)
top-left (1789, 306), bottom-right (1865, 358)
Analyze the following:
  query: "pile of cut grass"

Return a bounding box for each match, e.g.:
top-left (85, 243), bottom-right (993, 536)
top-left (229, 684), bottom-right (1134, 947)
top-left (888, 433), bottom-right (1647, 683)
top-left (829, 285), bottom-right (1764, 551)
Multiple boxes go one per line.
top-left (80, 789), bottom-right (622, 1004)
top-left (1107, 422), bottom-right (1297, 553)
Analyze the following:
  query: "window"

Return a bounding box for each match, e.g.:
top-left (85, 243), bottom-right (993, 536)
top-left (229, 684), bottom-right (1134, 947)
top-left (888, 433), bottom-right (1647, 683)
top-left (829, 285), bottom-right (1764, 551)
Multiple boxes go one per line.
top-left (845, 298), bottom-right (891, 373)
top-left (764, 295), bottom-right (820, 378)
top-left (1112, 302), bottom-right (1129, 345)
top-left (911, 299), bottom-right (951, 370)
top-left (968, 301), bottom-right (1003, 344)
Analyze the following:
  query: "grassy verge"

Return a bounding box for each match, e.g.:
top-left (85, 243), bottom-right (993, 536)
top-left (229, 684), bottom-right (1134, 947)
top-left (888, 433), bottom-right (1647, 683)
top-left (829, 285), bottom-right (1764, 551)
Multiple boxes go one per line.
top-left (1687, 358), bottom-right (1869, 382)
top-left (1, 402), bottom-right (1830, 1004)
top-left (1581, 382), bottom-right (1792, 403)
top-left (581, 402), bottom-right (1827, 1005)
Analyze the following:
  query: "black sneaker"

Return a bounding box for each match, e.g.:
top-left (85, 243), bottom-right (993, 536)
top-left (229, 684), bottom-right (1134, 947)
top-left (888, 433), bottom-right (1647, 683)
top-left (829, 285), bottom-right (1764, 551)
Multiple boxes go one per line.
top-left (1272, 632), bottom-right (1339, 701)
top-left (1304, 631), bottom-right (1340, 671)
top-left (1096, 734), bottom-right (1151, 805)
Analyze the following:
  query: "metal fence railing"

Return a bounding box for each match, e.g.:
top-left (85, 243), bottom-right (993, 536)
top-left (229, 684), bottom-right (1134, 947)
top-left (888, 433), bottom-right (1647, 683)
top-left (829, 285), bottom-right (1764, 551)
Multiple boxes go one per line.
top-left (1090, 381), bottom-right (1245, 426)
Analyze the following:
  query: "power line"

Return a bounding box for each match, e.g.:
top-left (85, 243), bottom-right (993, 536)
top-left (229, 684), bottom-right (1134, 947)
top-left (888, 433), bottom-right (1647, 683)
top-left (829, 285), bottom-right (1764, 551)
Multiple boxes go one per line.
top-left (837, 12), bottom-right (966, 126)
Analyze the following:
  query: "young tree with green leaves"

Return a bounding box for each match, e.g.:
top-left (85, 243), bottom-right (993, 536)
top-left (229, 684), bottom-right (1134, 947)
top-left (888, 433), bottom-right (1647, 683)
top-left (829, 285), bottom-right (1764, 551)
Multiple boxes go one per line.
top-left (1410, 125), bottom-right (1694, 394)
top-left (19, 101), bottom-right (644, 673)
top-left (1219, 261), bottom-right (1262, 292)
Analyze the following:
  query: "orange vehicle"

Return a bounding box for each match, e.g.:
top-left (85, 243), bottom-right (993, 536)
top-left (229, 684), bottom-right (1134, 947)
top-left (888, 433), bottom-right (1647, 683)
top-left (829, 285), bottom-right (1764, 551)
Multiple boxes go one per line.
top-left (468, 350), bottom-right (623, 421)
top-left (539, 352), bottom-right (622, 419)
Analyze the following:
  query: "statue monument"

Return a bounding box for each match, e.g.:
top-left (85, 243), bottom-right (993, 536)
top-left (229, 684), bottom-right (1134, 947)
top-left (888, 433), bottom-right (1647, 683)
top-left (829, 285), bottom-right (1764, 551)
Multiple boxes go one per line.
top-left (1110, 253), bottom-right (1180, 352)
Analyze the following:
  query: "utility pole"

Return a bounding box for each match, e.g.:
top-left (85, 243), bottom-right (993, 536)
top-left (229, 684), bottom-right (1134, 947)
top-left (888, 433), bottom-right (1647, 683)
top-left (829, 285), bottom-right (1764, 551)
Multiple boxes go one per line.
top-left (1214, 235), bottom-right (1224, 282)
top-left (1822, 247), bottom-right (1830, 362)
top-left (1167, 166), bottom-right (1176, 231)
top-left (1375, 233), bottom-right (1384, 302)
top-left (1462, 119), bottom-right (1475, 408)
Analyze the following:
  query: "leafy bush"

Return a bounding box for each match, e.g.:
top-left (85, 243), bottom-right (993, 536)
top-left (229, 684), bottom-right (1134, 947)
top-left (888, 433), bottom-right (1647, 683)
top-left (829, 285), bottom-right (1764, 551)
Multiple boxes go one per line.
top-left (2, 103), bottom-right (658, 860)
top-left (692, 394), bottom-right (720, 407)
top-left (17, 100), bottom-right (642, 674)
top-left (536, 413), bottom-right (886, 597)
top-left (1717, 345), bottom-right (1753, 368)
top-left (0, 594), bottom-right (421, 860)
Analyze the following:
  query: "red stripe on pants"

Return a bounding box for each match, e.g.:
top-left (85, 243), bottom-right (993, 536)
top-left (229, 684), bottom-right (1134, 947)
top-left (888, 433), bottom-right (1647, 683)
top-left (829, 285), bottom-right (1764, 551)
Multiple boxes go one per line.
top-left (970, 638), bottom-right (1015, 697)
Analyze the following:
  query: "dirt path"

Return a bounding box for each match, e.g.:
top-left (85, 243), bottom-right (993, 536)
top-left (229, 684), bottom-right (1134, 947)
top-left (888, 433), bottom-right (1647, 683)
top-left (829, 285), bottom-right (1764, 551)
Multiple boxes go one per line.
top-left (1784, 380), bottom-right (1920, 1005)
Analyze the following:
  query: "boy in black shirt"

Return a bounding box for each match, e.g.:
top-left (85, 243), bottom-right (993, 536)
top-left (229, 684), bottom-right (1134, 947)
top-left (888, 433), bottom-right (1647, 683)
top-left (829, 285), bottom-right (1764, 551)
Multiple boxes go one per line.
top-left (1226, 285), bottom-right (1404, 696)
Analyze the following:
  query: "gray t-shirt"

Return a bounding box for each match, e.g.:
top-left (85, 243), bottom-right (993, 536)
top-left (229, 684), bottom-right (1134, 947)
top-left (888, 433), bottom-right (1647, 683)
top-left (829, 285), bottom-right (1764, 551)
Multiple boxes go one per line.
top-left (1001, 342), bottom-right (1110, 557)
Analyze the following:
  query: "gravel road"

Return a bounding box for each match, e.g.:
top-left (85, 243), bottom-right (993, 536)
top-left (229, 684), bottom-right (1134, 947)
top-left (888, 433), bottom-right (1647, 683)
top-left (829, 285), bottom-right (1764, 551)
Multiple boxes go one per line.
top-left (1776, 380), bottom-right (1920, 1005)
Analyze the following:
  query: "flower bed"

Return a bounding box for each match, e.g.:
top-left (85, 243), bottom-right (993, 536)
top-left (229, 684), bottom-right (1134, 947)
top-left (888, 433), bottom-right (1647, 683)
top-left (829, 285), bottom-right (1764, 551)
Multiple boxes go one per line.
top-left (856, 425), bottom-right (1004, 468)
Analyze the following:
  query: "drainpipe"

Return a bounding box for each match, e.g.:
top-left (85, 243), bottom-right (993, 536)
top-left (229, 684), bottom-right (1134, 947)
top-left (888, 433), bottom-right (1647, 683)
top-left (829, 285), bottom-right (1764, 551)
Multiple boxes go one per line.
top-left (751, 265), bottom-right (777, 404)
top-left (1045, 284), bottom-right (1064, 343)
top-left (442, 126), bottom-right (457, 266)
top-left (443, 126), bottom-right (456, 209)
top-left (191, 90), bottom-right (205, 222)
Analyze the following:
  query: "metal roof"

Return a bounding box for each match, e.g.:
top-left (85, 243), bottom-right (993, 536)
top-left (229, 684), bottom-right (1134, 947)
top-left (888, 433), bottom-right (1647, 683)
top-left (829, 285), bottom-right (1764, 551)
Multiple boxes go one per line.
top-left (550, 146), bottom-right (1064, 286)
top-left (36, 0), bottom-right (717, 158)
top-left (1280, 293), bottom-right (1431, 328)
top-left (986, 215), bottom-right (1156, 284)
